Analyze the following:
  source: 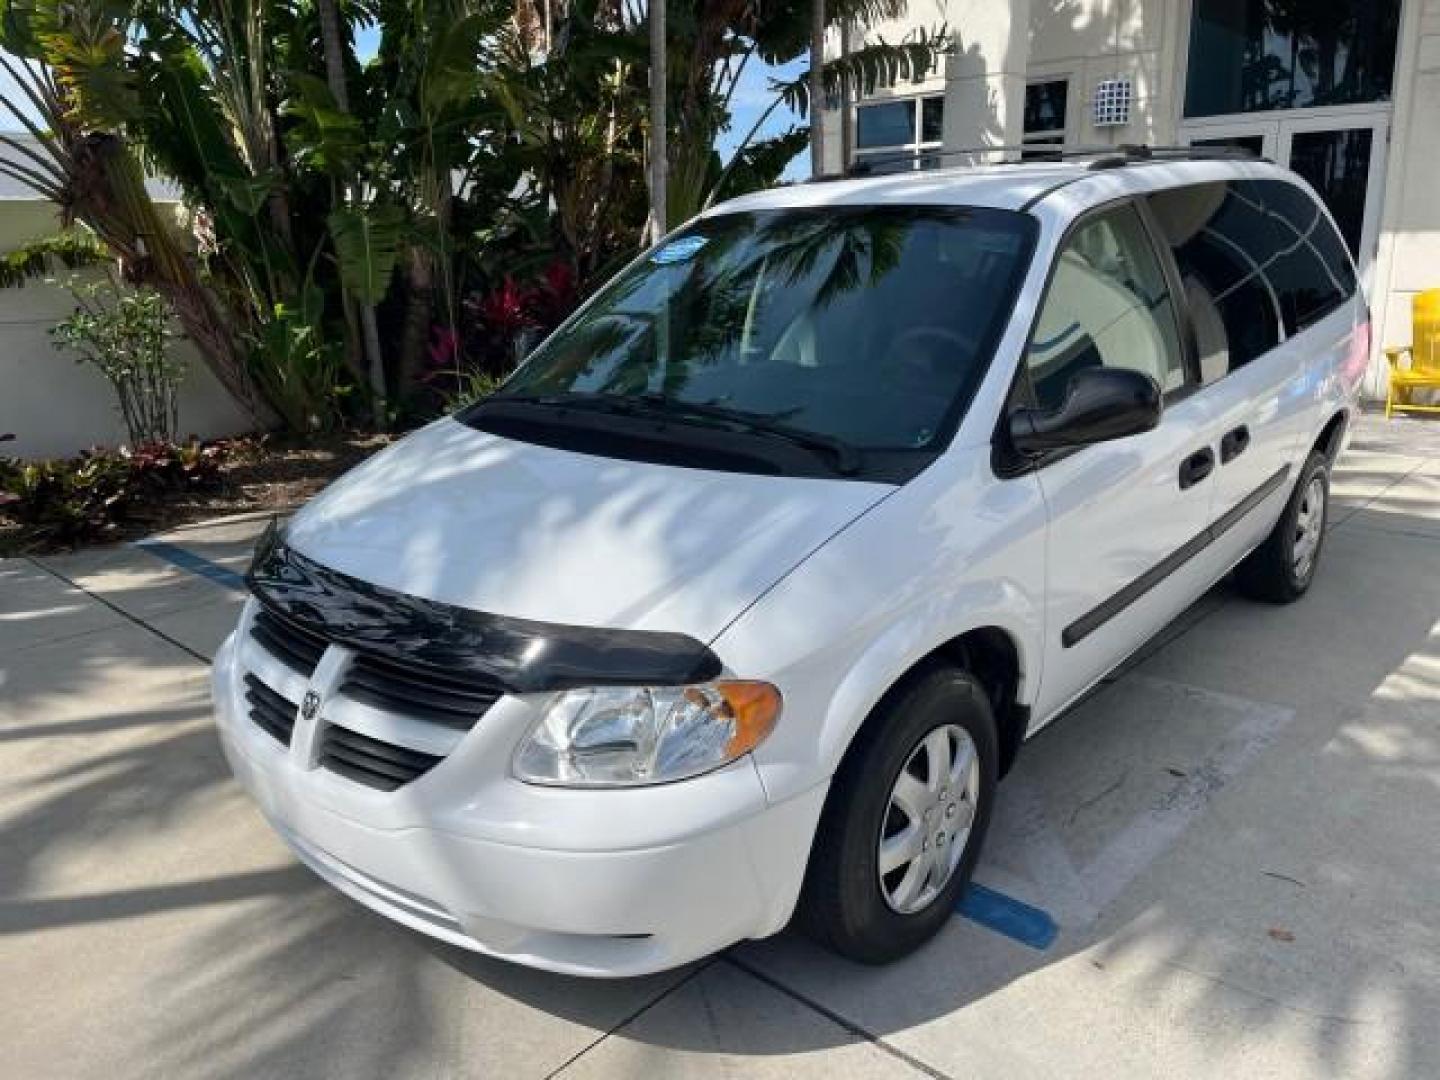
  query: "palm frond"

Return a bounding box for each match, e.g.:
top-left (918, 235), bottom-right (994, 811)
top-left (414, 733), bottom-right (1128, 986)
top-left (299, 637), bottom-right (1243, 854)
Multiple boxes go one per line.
top-left (753, 0), bottom-right (913, 64)
top-left (0, 160), bottom-right (62, 201)
top-left (711, 127), bottom-right (809, 203)
top-left (0, 229), bottom-right (108, 290)
top-left (328, 204), bottom-right (406, 305)
top-left (775, 27), bottom-right (951, 118)
top-left (0, 130), bottom-right (64, 183)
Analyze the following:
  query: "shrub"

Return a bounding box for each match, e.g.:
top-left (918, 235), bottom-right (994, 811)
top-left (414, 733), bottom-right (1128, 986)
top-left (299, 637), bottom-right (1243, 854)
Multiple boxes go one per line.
top-left (0, 451), bottom-right (136, 546)
top-left (460, 259), bottom-right (581, 378)
top-left (50, 281), bottom-right (186, 446)
top-left (124, 439), bottom-right (234, 493)
top-left (415, 260), bottom-right (580, 417)
top-left (246, 299), bottom-right (348, 434)
top-left (0, 439), bottom-right (239, 548)
top-left (430, 367), bottom-right (504, 414)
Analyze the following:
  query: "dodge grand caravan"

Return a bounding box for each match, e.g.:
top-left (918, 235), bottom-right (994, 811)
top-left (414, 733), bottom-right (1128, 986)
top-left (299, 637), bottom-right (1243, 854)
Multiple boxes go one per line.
top-left (213, 152), bottom-right (1367, 977)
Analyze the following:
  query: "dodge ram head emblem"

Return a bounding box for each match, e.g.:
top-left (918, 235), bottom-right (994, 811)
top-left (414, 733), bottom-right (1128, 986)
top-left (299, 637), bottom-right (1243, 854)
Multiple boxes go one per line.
top-left (300, 690), bottom-right (322, 722)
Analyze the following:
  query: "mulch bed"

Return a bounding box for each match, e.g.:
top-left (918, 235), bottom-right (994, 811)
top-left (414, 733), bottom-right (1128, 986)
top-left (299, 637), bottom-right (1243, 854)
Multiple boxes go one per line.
top-left (1, 432), bottom-right (393, 556)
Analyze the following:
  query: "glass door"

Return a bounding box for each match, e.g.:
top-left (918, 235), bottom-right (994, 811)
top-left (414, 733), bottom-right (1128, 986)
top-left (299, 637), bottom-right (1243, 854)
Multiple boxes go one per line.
top-left (1278, 114), bottom-right (1388, 280)
top-left (1183, 117), bottom-right (1279, 161)
top-left (1180, 111), bottom-right (1388, 285)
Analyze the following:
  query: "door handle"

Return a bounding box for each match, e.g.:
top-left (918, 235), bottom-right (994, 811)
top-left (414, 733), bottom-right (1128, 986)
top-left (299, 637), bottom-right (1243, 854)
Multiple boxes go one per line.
top-left (1220, 425), bottom-right (1251, 464)
top-left (1179, 447), bottom-right (1216, 490)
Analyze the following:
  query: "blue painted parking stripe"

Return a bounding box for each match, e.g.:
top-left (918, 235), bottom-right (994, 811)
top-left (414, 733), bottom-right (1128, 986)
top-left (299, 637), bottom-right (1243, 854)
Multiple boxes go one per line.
top-left (957, 882), bottom-right (1058, 950)
top-left (133, 538), bottom-right (247, 592)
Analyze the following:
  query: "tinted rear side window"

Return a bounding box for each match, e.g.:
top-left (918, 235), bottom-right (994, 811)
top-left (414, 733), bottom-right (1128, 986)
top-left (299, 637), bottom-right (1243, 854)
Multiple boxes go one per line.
top-left (1253, 179), bottom-right (1356, 334)
top-left (1146, 181), bottom-right (1283, 383)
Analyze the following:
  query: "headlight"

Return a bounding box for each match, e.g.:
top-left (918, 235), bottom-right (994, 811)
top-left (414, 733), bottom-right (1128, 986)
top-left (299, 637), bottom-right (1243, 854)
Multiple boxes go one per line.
top-left (513, 681), bottom-right (782, 787)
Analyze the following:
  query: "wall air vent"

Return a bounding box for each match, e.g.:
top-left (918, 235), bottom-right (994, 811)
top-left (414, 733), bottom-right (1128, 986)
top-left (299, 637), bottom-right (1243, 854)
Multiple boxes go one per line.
top-left (1092, 78), bottom-right (1133, 128)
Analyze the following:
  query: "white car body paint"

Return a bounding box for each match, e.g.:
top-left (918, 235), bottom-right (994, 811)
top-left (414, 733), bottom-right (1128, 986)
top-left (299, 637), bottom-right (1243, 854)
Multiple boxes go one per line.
top-left (283, 419), bottom-right (893, 640)
top-left (213, 158), bottom-right (1364, 975)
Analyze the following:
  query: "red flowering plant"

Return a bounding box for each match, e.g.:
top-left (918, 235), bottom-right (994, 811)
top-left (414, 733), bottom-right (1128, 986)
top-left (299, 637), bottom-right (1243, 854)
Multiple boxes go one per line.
top-left (123, 439), bottom-right (232, 493)
top-left (466, 259), bottom-right (581, 373)
top-left (473, 275), bottom-right (539, 354)
top-left (529, 260), bottom-right (578, 333)
top-left (422, 259), bottom-right (585, 414)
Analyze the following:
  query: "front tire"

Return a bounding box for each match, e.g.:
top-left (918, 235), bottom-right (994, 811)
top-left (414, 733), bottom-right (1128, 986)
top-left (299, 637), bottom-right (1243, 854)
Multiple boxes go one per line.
top-left (798, 665), bottom-right (998, 964)
top-left (1235, 451), bottom-right (1330, 604)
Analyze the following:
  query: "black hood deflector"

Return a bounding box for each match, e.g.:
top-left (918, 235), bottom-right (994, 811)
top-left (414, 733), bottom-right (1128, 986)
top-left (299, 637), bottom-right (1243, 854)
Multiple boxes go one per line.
top-left (246, 523), bottom-right (724, 693)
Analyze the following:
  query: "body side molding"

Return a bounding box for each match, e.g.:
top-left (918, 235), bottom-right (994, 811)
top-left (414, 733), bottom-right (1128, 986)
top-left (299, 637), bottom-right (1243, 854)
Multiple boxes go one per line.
top-left (1063, 465), bottom-right (1291, 648)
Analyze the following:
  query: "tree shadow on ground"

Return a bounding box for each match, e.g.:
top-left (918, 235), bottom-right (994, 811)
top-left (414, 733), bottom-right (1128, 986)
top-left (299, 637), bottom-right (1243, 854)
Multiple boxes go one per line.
top-left (3, 420), bottom-right (1438, 1079)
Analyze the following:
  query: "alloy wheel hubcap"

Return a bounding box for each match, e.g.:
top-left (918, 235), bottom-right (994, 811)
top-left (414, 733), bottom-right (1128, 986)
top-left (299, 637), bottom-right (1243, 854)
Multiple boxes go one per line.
top-left (1292, 475), bottom-right (1326, 579)
top-left (877, 724), bottom-right (980, 915)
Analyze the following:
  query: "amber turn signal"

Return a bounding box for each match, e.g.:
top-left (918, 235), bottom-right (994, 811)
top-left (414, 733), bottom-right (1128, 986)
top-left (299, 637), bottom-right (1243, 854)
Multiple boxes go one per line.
top-left (713, 680), bottom-right (783, 757)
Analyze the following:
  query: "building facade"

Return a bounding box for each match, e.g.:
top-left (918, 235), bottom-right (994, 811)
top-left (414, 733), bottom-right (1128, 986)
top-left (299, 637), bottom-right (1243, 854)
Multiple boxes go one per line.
top-left (821, 0), bottom-right (1439, 398)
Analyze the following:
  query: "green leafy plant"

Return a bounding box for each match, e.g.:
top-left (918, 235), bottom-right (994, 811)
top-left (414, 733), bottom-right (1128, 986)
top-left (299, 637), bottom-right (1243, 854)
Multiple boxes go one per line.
top-left (433, 367), bottom-right (503, 414)
top-left (50, 278), bottom-right (186, 446)
top-left (0, 450), bottom-right (137, 546)
top-left (327, 205), bottom-right (408, 307)
top-left (0, 0), bottom-right (946, 435)
top-left (0, 229), bottom-right (109, 289)
top-left (123, 439), bottom-right (232, 493)
top-left (0, 4), bottom-right (262, 417)
top-left (0, 438), bottom-right (239, 549)
top-left (247, 297), bottom-right (348, 434)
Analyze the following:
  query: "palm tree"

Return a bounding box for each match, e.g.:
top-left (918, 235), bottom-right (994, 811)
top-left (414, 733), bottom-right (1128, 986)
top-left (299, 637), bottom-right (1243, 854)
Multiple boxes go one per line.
top-left (0, 8), bottom-right (263, 419)
top-left (315, 0), bottom-right (387, 426)
top-left (648, 0), bottom-right (667, 241)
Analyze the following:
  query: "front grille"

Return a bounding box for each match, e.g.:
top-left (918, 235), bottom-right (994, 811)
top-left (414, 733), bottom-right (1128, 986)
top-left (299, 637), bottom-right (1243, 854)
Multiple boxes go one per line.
top-left (339, 652), bottom-right (502, 730)
top-left (244, 673), bottom-right (297, 746)
top-left (317, 723), bottom-right (443, 791)
top-left (251, 606), bottom-right (328, 675)
top-left (244, 597), bottom-right (504, 791)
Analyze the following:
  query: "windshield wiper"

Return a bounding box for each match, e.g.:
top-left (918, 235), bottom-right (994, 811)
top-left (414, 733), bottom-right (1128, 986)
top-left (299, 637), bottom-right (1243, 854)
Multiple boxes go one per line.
top-left (628, 393), bottom-right (862, 476)
top-left (482, 391), bottom-right (862, 476)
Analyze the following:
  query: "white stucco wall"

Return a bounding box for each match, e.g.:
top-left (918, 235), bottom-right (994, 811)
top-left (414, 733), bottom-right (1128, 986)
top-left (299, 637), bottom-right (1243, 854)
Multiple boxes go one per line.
top-left (1371, 0), bottom-right (1440, 395)
top-left (826, 0), bottom-right (1440, 400)
top-left (1028, 0), bottom-right (1180, 147)
top-left (0, 200), bottom-right (252, 461)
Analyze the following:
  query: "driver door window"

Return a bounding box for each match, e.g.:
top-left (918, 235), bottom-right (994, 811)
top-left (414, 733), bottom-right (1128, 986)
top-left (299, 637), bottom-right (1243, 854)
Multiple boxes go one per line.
top-left (1026, 204), bottom-right (1188, 410)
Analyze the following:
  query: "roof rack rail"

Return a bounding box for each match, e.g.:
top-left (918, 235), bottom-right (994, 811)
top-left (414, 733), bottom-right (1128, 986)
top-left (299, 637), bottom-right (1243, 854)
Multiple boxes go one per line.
top-left (833, 142), bottom-right (1265, 180)
top-left (1088, 143), bottom-right (1267, 169)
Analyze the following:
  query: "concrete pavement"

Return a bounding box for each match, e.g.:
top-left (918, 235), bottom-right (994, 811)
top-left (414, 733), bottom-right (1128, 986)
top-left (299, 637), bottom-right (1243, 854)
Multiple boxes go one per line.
top-left (3, 412), bottom-right (1438, 1079)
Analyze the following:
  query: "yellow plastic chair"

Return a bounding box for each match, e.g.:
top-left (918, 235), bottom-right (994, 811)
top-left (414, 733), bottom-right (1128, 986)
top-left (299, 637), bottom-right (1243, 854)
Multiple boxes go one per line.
top-left (1385, 288), bottom-right (1440, 418)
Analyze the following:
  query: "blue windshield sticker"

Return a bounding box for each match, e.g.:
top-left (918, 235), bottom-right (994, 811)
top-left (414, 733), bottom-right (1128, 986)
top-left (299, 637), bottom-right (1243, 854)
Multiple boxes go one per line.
top-left (651, 236), bottom-right (708, 265)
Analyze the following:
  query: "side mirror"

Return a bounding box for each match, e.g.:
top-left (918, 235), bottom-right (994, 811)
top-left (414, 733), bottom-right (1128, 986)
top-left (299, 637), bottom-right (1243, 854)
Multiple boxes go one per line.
top-left (1008, 367), bottom-right (1162, 456)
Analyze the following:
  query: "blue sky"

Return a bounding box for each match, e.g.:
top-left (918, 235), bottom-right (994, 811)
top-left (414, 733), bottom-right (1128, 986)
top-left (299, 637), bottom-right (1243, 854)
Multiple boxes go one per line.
top-left (717, 56), bottom-right (810, 182)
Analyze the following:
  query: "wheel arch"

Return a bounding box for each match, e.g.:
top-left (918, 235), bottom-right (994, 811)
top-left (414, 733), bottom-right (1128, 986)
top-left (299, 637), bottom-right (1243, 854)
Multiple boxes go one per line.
top-left (932, 627), bottom-right (1029, 776)
top-left (826, 622), bottom-right (1034, 783)
top-left (1312, 408), bottom-right (1349, 463)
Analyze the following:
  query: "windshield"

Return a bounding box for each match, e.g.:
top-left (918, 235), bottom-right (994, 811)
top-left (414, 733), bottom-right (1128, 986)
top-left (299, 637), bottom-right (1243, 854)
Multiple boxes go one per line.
top-left (473, 205), bottom-right (1035, 479)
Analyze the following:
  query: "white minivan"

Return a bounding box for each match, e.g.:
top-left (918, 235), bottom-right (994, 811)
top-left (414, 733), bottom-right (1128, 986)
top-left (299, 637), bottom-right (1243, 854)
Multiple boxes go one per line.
top-left (212, 152), bottom-right (1367, 977)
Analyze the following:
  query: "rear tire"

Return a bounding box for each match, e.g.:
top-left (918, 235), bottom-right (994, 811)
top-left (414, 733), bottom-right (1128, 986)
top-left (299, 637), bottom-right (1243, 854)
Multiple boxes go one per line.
top-left (1234, 451), bottom-right (1330, 604)
top-left (799, 665), bottom-right (998, 964)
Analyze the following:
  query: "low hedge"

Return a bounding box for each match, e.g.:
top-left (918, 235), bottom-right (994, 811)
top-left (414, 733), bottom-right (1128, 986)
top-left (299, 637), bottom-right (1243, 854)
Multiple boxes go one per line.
top-left (0, 435), bottom-right (241, 549)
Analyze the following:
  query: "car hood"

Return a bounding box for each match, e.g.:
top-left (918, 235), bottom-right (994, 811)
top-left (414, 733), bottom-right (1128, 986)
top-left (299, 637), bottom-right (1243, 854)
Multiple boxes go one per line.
top-left (282, 418), bottom-right (892, 643)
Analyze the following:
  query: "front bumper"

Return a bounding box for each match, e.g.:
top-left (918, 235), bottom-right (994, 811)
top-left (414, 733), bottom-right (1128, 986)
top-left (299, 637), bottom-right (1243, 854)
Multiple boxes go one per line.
top-left (212, 624), bottom-right (826, 977)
